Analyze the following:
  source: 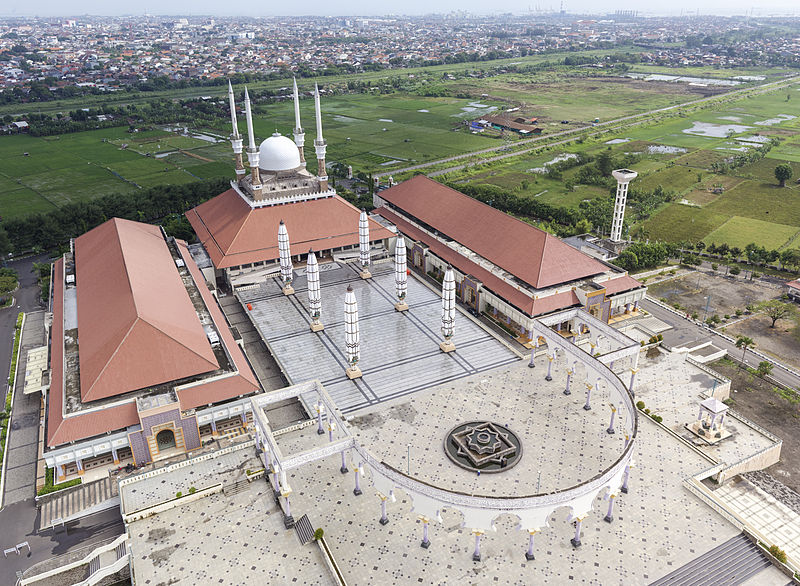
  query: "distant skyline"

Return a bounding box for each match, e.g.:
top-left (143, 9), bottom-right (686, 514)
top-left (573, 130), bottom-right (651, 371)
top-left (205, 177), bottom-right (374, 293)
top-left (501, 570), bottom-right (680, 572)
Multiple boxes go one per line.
top-left (1, 0), bottom-right (799, 18)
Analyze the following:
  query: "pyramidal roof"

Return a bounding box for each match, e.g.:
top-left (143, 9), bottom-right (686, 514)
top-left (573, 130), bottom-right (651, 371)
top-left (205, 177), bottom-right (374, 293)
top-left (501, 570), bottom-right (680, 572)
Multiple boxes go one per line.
top-left (378, 175), bottom-right (607, 290)
top-left (74, 218), bottom-right (219, 402)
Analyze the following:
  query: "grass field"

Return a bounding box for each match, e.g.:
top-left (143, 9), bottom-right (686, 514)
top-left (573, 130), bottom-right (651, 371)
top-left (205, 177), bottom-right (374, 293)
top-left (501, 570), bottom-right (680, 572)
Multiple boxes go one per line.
top-left (702, 216), bottom-right (799, 249)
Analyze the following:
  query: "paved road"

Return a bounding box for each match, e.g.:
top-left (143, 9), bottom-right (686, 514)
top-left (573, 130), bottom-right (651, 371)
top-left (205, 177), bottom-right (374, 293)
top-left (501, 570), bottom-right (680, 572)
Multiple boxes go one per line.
top-left (641, 298), bottom-right (800, 391)
top-left (1, 254), bottom-right (49, 406)
top-left (0, 504), bottom-right (124, 585)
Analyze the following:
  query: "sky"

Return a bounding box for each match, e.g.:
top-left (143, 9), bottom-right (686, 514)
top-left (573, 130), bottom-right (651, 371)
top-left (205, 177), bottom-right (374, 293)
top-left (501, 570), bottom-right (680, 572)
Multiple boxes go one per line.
top-left (1, 0), bottom-right (798, 17)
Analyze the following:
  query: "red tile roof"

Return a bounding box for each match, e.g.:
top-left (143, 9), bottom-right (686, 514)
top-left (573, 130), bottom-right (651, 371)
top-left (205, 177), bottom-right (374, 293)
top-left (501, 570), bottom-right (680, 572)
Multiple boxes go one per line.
top-left (47, 224), bottom-right (261, 448)
top-left (787, 279), bottom-right (800, 291)
top-left (599, 274), bottom-right (644, 296)
top-left (186, 189), bottom-right (394, 269)
top-left (378, 207), bottom-right (580, 317)
top-left (75, 219), bottom-right (219, 402)
top-left (378, 176), bottom-right (607, 289)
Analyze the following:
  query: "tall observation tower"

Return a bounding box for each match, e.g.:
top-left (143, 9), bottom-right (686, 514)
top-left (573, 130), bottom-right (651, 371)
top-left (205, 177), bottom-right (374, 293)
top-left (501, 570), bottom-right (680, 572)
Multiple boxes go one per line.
top-left (610, 169), bottom-right (638, 243)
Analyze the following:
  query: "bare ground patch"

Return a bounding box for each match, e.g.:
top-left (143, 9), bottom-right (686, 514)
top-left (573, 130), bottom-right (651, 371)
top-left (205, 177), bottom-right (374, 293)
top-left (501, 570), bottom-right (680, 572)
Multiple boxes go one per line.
top-left (647, 272), bottom-right (778, 317)
top-left (711, 359), bottom-right (800, 493)
top-left (726, 312), bottom-right (800, 370)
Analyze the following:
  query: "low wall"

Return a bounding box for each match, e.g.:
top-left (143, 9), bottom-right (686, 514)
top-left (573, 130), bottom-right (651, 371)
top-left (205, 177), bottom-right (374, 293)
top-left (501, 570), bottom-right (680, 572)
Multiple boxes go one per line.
top-left (685, 356), bottom-right (731, 401)
top-left (122, 483), bottom-right (222, 523)
top-left (717, 442), bottom-right (783, 485)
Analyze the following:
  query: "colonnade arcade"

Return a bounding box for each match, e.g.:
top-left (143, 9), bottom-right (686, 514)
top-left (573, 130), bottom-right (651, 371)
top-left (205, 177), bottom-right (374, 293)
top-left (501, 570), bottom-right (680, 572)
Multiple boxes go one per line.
top-left (250, 304), bottom-right (639, 561)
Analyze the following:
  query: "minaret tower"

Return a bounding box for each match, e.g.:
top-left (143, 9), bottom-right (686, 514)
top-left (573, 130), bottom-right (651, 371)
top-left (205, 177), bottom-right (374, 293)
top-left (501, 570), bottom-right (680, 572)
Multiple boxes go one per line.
top-left (227, 80), bottom-right (245, 178)
top-left (610, 169), bottom-right (638, 243)
top-left (313, 83), bottom-right (328, 191)
top-left (244, 87), bottom-right (262, 197)
top-left (292, 77), bottom-right (306, 166)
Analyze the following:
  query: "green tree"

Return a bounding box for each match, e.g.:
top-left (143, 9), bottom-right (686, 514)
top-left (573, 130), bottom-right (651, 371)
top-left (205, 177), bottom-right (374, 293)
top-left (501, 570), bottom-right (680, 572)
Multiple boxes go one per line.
top-left (756, 299), bottom-right (797, 328)
top-left (756, 361), bottom-right (773, 377)
top-left (780, 249), bottom-right (800, 272)
top-left (735, 335), bottom-right (755, 369)
top-left (775, 163), bottom-right (793, 187)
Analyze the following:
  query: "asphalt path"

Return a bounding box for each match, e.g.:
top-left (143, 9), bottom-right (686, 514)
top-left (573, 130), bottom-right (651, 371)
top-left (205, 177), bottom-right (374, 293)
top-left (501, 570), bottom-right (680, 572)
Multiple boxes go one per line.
top-left (0, 504), bottom-right (124, 585)
top-left (1, 254), bottom-right (49, 406)
top-left (641, 297), bottom-right (800, 391)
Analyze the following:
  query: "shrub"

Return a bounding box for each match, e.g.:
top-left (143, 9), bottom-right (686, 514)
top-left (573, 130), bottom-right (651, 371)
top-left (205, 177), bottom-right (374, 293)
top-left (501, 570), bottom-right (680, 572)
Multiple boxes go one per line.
top-left (314, 528), bottom-right (325, 541)
top-left (724, 314), bottom-right (730, 320)
top-left (652, 415), bottom-right (663, 423)
top-left (735, 309), bottom-right (743, 317)
top-left (692, 312), bottom-right (699, 320)
top-left (711, 263), bottom-right (718, 271)
top-left (768, 544), bottom-right (787, 564)
top-left (188, 487), bottom-right (196, 494)
top-left (176, 491), bottom-right (183, 498)
top-left (636, 400), bottom-right (645, 410)
top-left (657, 334), bottom-right (663, 341)
top-left (644, 408), bottom-right (650, 414)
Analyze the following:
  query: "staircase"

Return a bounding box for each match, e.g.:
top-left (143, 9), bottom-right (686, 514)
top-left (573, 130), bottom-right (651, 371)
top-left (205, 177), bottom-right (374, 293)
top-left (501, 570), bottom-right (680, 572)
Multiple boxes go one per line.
top-left (39, 477), bottom-right (120, 530)
top-left (649, 533), bottom-right (773, 586)
top-left (222, 479), bottom-right (249, 497)
top-left (294, 514), bottom-right (315, 545)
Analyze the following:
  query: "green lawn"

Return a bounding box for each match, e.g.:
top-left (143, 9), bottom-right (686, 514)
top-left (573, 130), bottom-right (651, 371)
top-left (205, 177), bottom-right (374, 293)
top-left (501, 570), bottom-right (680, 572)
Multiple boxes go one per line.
top-left (703, 216), bottom-right (799, 249)
top-left (640, 204), bottom-right (729, 243)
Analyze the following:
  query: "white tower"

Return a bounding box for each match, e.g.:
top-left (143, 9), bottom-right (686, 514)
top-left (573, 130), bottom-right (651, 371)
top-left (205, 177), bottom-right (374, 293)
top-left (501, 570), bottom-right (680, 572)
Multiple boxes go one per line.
top-left (244, 87), bottom-right (262, 194)
top-left (610, 169), bottom-right (638, 243)
top-left (292, 77), bottom-right (306, 165)
top-left (313, 83), bottom-right (328, 191)
top-left (439, 266), bottom-right (456, 353)
top-left (227, 80), bottom-right (245, 177)
top-left (344, 285), bottom-right (362, 379)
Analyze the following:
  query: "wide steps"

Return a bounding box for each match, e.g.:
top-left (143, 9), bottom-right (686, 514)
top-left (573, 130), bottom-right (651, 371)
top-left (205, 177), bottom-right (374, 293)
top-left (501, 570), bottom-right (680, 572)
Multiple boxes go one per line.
top-left (39, 477), bottom-right (116, 530)
top-left (650, 533), bottom-right (773, 586)
top-left (294, 514), bottom-right (315, 545)
top-left (222, 479), bottom-right (249, 497)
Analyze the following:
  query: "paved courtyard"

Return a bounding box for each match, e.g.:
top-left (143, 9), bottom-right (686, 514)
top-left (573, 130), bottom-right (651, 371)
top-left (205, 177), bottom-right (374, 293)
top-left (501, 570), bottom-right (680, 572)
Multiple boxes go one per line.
top-left (239, 261), bottom-right (520, 414)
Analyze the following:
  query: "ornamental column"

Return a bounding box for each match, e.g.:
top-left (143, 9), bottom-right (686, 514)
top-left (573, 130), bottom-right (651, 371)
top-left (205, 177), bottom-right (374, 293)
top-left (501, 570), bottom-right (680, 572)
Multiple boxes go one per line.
top-left (358, 210), bottom-right (372, 279)
top-left (439, 266), bottom-right (456, 353)
top-left (525, 529), bottom-right (539, 561)
top-left (621, 464), bottom-right (632, 494)
top-left (307, 249), bottom-right (323, 331)
top-left (607, 404), bottom-right (617, 434)
top-left (379, 493), bottom-right (390, 525)
top-left (545, 353), bottom-right (554, 381)
top-left (344, 285), bottom-right (362, 379)
top-left (278, 220), bottom-right (294, 295)
top-left (583, 382), bottom-right (593, 411)
top-left (316, 401), bottom-right (325, 435)
top-left (564, 368), bottom-right (573, 395)
top-left (472, 530), bottom-right (484, 562)
top-left (604, 493), bottom-right (617, 523)
top-left (292, 77), bottom-right (306, 165)
top-left (571, 517), bottom-right (584, 548)
top-left (314, 83), bottom-right (328, 191)
top-left (394, 236), bottom-right (409, 311)
top-left (629, 368), bottom-right (638, 393)
top-left (420, 516), bottom-right (431, 549)
top-left (353, 462), bottom-right (363, 496)
top-left (528, 338), bottom-right (538, 368)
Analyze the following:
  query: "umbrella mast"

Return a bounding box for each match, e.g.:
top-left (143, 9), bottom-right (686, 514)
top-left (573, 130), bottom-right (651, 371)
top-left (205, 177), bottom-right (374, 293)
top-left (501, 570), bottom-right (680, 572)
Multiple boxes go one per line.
top-left (394, 236), bottom-right (408, 312)
top-left (344, 285), bottom-right (362, 379)
top-left (278, 220), bottom-right (294, 295)
top-left (359, 209), bottom-right (371, 279)
top-left (307, 249), bottom-right (323, 332)
top-left (439, 266), bottom-right (456, 353)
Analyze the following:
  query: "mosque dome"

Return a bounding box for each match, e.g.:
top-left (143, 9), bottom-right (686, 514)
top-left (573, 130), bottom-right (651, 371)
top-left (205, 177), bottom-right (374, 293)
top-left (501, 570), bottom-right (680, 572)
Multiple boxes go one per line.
top-left (259, 133), bottom-right (301, 172)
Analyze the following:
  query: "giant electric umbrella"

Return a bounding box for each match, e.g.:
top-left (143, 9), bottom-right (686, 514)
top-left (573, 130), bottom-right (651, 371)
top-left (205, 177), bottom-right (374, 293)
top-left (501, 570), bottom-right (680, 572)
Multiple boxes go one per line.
top-left (394, 236), bottom-right (408, 312)
top-left (344, 285), bottom-right (362, 378)
top-left (278, 220), bottom-right (294, 295)
top-left (358, 210), bottom-right (371, 278)
top-left (307, 249), bottom-right (323, 331)
top-left (440, 266), bottom-right (456, 353)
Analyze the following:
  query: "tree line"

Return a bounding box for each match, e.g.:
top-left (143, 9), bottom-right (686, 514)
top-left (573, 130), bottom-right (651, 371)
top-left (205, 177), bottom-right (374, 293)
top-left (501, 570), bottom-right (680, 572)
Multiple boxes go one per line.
top-left (0, 179), bottom-right (228, 254)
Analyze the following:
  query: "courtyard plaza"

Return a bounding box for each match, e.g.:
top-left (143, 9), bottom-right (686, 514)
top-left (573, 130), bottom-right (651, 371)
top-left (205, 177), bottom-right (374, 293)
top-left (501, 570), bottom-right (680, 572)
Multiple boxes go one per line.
top-left (633, 350), bottom-right (776, 465)
top-left (121, 353), bottom-right (788, 585)
top-left (238, 261), bottom-right (521, 414)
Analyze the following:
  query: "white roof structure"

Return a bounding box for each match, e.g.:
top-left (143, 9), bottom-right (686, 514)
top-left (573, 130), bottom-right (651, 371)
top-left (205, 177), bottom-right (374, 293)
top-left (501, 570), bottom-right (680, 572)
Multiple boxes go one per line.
top-left (700, 396), bottom-right (728, 415)
top-left (259, 133), bottom-right (302, 172)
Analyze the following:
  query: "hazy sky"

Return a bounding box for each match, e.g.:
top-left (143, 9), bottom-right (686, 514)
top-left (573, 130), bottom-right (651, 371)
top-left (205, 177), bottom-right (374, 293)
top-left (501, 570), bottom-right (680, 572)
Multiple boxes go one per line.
top-left (1, 0), bottom-right (798, 17)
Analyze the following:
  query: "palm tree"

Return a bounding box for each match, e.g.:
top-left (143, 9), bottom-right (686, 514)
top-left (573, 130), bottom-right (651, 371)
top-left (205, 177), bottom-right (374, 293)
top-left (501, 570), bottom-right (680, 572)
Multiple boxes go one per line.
top-left (735, 335), bottom-right (755, 370)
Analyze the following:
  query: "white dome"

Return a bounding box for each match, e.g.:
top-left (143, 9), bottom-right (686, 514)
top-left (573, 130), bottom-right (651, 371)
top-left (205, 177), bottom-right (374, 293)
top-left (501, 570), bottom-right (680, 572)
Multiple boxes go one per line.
top-left (258, 133), bottom-right (301, 172)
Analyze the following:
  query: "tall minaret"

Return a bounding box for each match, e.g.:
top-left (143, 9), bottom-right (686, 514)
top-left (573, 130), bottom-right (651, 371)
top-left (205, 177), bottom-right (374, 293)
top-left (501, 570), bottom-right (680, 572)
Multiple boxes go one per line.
top-left (292, 77), bottom-right (306, 166)
top-left (228, 80), bottom-right (245, 178)
top-left (610, 169), bottom-right (638, 243)
top-left (244, 87), bottom-right (262, 196)
top-left (313, 83), bottom-right (328, 191)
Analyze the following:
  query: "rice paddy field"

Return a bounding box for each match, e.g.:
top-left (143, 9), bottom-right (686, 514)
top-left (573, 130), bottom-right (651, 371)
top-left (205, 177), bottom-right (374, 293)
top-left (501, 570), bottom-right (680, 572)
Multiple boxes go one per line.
top-left (2, 63), bottom-right (800, 255)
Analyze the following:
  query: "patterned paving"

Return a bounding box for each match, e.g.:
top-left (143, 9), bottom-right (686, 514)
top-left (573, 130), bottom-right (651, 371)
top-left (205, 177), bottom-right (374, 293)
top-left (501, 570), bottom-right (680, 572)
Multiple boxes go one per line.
top-left (240, 262), bottom-right (520, 414)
